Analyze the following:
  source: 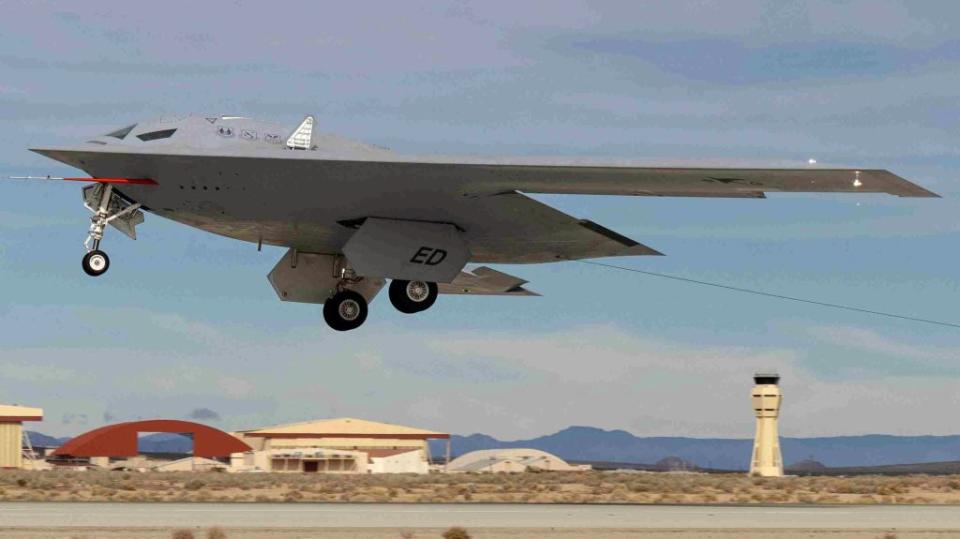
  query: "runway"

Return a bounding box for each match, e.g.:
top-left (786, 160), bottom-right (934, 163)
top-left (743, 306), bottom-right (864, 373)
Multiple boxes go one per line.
top-left (2, 502), bottom-right (960, 530)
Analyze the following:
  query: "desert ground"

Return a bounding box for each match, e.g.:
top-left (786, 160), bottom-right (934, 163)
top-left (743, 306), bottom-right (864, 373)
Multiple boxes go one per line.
top-left (4, 500), bottom-right (960, 538)
top-left (3, 470), bottom-right (960, 504)
top-left (0, 530), bottom-right (954, 539)
top-left (5, 472), bottom-right (960, 539)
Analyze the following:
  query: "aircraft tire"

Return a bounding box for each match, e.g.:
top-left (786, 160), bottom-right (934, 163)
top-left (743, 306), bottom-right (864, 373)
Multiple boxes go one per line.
top-left (323, 290), bottom-right (368, 331)
top-left (389, 280), bottom-right (438, 314)
top-left (82, 250), bottom-right (110, 277)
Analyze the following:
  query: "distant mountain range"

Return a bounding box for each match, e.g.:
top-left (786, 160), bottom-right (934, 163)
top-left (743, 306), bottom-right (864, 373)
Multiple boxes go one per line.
top-left (429, 426), bottom-right (960, 470)
top-left (31, 426), bottom-right (960, 469)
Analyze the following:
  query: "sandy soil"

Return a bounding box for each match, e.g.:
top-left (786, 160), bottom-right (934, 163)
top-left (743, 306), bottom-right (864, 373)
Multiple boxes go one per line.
top-left (4, 471), bottom-right (960, 505)
top-left (0, 529), bottom-right (954, 539)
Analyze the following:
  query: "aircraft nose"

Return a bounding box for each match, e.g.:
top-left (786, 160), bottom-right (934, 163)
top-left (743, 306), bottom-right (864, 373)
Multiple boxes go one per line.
top-left (30, 147), bottom-right (93, 169)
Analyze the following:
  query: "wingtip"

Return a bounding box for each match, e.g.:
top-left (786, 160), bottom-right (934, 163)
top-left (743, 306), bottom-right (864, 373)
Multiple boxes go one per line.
top-left (620, 244), bottom-right (665, 257)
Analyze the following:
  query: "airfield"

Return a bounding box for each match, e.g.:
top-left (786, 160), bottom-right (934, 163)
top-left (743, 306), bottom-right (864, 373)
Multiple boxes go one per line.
top-left (3, 502), bottom-right (960, 538)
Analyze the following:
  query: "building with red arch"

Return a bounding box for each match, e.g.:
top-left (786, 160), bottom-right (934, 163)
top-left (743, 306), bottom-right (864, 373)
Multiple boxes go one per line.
top-left (52, 419), bottom-right (251, 458)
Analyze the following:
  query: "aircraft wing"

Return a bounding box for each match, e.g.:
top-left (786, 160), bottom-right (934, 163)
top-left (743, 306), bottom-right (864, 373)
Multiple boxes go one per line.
top-left (439, 161), bottom-right (938, 199)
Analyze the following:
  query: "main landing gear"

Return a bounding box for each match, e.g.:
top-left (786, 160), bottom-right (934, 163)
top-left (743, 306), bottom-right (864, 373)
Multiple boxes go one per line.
top-left (81, 183), bottom-right (142, 277)
top-left (323, 290), bottom-right (369, 332)
top-left (320, 279), bottom-right (440, 331)
top-left (389, 280), bottom-right (438, 314)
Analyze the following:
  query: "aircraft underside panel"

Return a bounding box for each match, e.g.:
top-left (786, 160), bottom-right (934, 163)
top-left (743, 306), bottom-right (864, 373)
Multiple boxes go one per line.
top-left (342, 217), bottom-right (470, 283)
top-left (151, 193), bottom-right (662, 265)
top-left (440, 266), bottom-right (539, 296)
top-left (267, 249), bottom-right (384, 304)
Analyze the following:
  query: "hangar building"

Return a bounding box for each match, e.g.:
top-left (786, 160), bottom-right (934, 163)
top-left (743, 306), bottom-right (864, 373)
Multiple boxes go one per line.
top-left (52, 419), bottom-right (252, 460)
top-left (447, 448), bottom-right (590, 473)
top-left (231, 417), bottom-right (450, 474)
top-left (0, 404), bottom-right (43, 469)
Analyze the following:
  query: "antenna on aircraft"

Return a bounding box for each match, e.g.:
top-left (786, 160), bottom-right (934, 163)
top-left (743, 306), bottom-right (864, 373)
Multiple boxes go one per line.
top-left (7, 176), bottom-right (156, 185)
top-left (286, 115), bottom-right (316, 150)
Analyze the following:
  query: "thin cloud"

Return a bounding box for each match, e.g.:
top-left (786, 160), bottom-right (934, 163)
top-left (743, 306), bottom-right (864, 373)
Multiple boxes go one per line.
top-left (809, 325), bottom-right (959, 363)
top-left (187, 407), bottom-right (221, 421)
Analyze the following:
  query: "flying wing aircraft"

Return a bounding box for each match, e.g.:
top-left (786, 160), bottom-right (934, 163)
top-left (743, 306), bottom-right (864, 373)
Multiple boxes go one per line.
top-left (20, 114), bottom-right (937, 331)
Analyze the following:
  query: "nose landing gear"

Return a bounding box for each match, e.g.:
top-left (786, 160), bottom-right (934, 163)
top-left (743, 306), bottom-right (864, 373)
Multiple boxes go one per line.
top-left (82, 250), bottom-right (110, 276)
top-left (80, 183), bottom-right (143, 277)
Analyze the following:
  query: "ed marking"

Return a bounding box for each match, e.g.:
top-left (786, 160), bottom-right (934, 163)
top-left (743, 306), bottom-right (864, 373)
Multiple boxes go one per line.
top-left (410, 247), bottom-right (447, 266)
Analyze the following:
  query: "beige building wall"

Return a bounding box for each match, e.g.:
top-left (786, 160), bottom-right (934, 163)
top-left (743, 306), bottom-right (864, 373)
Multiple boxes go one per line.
top-left (230, 417), bottom-right (446, 474)
top-left (750, 376), bottom-right (783, 477)
top-left (256, 448), bottom-right (367, 473)
top-left (0, 404), bottom-right (43, 470)
top-left (0, 423), bottom-right (22, 469)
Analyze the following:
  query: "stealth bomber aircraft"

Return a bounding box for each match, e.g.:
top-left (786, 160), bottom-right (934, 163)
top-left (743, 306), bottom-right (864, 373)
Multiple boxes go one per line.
top-left (20, 115), bottom-right (937, 330)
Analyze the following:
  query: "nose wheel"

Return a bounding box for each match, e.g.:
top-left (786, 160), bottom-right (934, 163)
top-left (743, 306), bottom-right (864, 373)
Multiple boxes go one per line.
top-left (82, 250), bottom-right (110, 277)
top-left (323, 290), bottom-right (368, 331)
top-left (389, 279), bottom-right (438, 314)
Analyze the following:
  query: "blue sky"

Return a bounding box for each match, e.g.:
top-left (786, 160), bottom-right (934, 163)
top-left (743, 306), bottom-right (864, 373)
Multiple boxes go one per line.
top-left (2, 1), bottom-right (960, 439)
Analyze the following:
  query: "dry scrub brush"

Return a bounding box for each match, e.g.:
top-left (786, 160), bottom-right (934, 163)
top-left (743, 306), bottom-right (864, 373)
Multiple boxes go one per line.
top-left (2, 469), bottom-right (959, 505)
top-left (442, 527), bottom-right (470, 539)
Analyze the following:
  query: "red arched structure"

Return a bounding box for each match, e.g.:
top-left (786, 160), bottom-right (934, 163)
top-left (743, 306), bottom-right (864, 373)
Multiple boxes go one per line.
top-left (52, 419), bottom-right (251, 458)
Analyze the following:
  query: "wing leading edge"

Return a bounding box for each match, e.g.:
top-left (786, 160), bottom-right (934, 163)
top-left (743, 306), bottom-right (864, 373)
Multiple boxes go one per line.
top-left (456, 164), bottom-right (938, 199)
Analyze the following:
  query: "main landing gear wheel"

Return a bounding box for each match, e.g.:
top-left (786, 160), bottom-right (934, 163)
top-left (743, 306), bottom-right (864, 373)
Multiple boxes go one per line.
top-left (82, 250), bottom-right (110, 277)
top-left (389, 280), bottom-right (438, 314)
top-left (323, 290), bottom-right (368, 331)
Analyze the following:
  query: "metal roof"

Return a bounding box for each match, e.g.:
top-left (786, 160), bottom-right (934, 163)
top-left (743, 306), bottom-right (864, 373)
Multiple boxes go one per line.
top-left (238, 417), bottom-right (449, 439)
top-left (53, 419), bottom-right (251, 458)
top-left (0, 404), bottom-right (43, 421)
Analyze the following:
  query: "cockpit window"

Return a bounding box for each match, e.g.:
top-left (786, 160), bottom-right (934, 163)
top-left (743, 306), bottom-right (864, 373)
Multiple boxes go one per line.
top-left (137, 128), bottom-right (177, 141)
top-left (105, 124), bottom-right (137, 140)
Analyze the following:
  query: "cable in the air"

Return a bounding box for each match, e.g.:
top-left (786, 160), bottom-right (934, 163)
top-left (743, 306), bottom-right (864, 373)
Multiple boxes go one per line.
top-left (579, 260), bottom-right (960, 330)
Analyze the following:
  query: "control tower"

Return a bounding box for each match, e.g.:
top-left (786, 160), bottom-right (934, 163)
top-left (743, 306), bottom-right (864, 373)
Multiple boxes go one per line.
top-left (749, 372), bottom-right (783, 477)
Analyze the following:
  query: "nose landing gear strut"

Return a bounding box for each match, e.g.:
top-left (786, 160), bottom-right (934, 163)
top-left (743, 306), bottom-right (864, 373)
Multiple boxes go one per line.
top-left (81, 183), bottom-right (142, 277)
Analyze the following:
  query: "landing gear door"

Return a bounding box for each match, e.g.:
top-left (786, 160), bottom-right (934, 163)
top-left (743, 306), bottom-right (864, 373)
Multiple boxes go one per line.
top-left (267, 249), bottom-right (385, 304)
top-left (82, 183), bottom-right (144, 240)
top-left (343, 218), bottom-right (470, 283)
